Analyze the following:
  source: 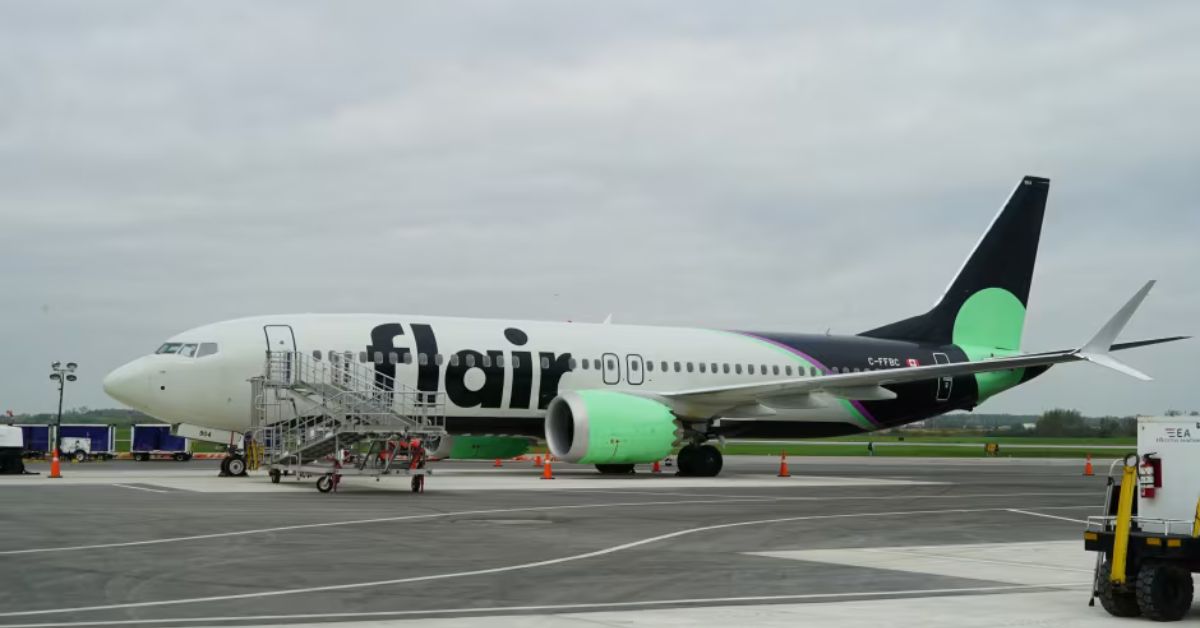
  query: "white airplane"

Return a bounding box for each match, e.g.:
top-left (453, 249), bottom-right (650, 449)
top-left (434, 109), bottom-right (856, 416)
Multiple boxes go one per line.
top-left (103, 177), bottom-right (1185, 476)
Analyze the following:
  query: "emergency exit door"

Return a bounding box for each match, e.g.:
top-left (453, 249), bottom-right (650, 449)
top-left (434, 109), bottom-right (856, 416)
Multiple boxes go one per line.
top-left (932, 352), bottom-right (952, 401)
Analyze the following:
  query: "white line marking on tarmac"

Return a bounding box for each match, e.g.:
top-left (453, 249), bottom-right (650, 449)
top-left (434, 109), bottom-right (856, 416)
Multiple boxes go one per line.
top-left (0, 506), bottom-right (1087, 618)
top-left (0, 583), bottom-right (1090, 628)
top-left (1006, 508), bottom-right (1090, 524)
top-left (0, 492), bottom-right (1094, 556)
top-left (109, 483), bottom-right (169, 494)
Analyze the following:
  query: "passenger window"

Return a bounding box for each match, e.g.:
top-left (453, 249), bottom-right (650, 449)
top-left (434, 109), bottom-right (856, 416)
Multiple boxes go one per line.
top-left (686, 362), bottom-right (694, 373)
top-left (418, 353), bottom-right (429, 366)
top-left (698, 363), bottom-right (706, 373)
top-left (761, 364), bottom-right (768, 375)
top-left (645, 361), bottom-right (653, 372)
top-left (773, 365), bottom-right (780, 376)
top-left (674, 361), bottom-right (681, 372)
top-left (748, 364), bottom-right (755, 375)
top-left (483, 355), bottom-right (492, 368)
top-left (735, 364), bottom-right (743, 374)
top-left (359, 351), bottom-right (368, 363)
top-left (403, 352), bottom-right (413, 364)
top-left (196, 343), bottom-right (219, 358)
top-left (389, 352), bottom-right (399, 365)
top-left (568, 358), bottom-right (576, 369)
top-left (465, 354), bottom-right (476, 368)
top-left (496, 356), bottom-right (505, 367)
top-left (373, 351), bottom-right (384, 365)
top-left (312, 350), bottom-right (323, 361)
top-left (178, 344), bottom-right (198, 357)
top-left (435, 354), bottom-right (445, 366)
top-left (631, 361), bottom-right (640, 371)
top-left (661, 361), bottom-right (669, 372)
top-left (545, 357), bottom-right (553, 369)
top-left (580, 359), bottom-right (588, 370)
top-left (512, 356), bottom-right (521, 368)
top-left (450, 354), bottom-right (461, 367)
top-left (710, 362), bottom-right (718, 374)
top-left (785, 365), bottom-right (792, 376)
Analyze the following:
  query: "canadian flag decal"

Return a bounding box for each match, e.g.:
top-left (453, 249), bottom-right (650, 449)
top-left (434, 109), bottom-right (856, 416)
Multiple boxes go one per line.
top-left (906, 358), bottom-right (920, 367)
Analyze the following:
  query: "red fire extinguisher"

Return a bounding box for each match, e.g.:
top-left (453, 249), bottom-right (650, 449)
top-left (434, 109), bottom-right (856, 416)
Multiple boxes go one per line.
top-left (1138, 453), bottom-right (1162, 498)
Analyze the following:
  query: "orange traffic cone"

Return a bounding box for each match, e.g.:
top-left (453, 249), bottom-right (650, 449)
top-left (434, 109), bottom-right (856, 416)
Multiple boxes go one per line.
top-left (652, 460), bottom-right (662, 474)
top-left (49, 450), bottom-right (62, 479)
top-left (541, 459), bottom-right (555, 480)
top-left (777, 452), bottom-right (791, 478)
top-left (534, 455), bottom-right (542, 467)
top-left (1083, 454), bottom-right (1094, 477)
top-left (494, 458), bottom-right (503, 468)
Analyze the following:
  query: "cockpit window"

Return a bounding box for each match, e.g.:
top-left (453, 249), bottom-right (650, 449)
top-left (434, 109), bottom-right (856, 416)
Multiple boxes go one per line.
top-left (157, 342), bottom-right (218, 357)
top-left (178, 344), bottom-right (199, 357)
top-left (156, 343), bottom-right (183, 354)
top-left (196, 343), bottom-right (219, 358)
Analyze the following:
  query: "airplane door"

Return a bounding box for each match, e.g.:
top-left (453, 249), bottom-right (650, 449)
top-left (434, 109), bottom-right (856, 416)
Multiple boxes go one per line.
top-left (601, 352), bottom-right (621, 385)
top-left (626, 354), bottom-right (644, 385)
top-left (932, 352), bottom-right (952, 401)
top-left (264, 325), bottom-right (297, 383)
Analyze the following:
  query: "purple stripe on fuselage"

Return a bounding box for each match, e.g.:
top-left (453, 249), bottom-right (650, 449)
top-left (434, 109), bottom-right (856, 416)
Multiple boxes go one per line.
top-left (735, 331), bottom-right (882, 428)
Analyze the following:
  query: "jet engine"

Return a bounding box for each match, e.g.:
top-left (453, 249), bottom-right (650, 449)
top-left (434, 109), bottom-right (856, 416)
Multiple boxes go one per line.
top-left (545, 390), bottom-right (680, 464)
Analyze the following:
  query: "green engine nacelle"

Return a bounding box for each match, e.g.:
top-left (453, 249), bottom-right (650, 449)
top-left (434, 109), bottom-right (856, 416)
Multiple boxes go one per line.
top-left (430, 435), bottom-right (532, 460)
top-left (545, 390), bottom-right (679, 464)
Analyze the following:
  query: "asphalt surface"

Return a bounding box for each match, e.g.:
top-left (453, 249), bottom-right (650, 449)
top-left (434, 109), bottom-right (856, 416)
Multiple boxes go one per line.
top-left (0, 456), bottom-right (1157, 627)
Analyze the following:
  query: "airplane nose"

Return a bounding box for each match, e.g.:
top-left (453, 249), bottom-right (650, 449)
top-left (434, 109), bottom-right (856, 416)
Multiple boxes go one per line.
top-left (103, 360), bottom-right (149, 408)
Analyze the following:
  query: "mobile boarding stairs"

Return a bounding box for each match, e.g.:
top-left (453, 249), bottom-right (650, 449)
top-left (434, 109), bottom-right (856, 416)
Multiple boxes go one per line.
top-left (248, 350), bottom-right (447, 493)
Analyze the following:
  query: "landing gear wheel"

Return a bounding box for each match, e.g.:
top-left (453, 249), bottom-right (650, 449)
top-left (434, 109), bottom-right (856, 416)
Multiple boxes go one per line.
top-left (411, 475), bottom-right (425, 493)
top-left (676, 444), bottom-right (722, 477)
top-left (316, 474), bottom-right (334, 493)
top-left (595, 464), bottom-right (635, 475)
top-left (1097, 560), bottom-right (1141, 618)
top-left (269, 469), bottom-right (281, 484)
top-left (676, 445), bottom-right (697, 476)
top-left (693, 445), bottom-right (723, 477)
top-left (224, 455), bottom-right (247, 477)
top-left (73, 450), bottom-right (87, 463)
top-left (1136, 561), bottom-right (1193, 621)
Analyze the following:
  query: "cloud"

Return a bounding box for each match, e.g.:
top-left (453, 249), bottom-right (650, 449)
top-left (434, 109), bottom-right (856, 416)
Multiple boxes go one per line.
top-left (0, 1), bottom-right (1197, 416)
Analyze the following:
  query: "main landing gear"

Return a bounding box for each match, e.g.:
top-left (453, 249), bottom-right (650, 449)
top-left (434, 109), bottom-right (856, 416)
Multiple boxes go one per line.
top-left (676, 443), bottom-right (722, 477)
top-left (219, 452), bottom-right (248, 477)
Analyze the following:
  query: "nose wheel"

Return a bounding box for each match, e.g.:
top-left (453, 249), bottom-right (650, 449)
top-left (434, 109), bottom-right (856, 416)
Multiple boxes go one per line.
top-left (676, 444), bottom-right (723, 477)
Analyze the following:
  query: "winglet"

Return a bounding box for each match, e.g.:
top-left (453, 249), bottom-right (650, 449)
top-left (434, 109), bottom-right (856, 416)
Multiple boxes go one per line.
top-left (1076, 280), bottom-right (1156, 380)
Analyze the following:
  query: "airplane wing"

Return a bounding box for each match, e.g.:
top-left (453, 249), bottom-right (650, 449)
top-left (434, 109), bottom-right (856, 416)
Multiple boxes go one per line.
top-left (657, 281), bottom-right (1186, 412)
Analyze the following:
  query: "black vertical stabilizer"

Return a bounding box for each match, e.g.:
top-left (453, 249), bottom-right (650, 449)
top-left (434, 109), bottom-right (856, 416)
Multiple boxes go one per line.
top-left (860, 176), bottom-right (1049, 344)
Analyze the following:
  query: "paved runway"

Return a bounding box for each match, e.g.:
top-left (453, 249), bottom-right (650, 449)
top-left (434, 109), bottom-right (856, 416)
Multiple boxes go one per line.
top-left (0, 455), bottom-right (1193, 626)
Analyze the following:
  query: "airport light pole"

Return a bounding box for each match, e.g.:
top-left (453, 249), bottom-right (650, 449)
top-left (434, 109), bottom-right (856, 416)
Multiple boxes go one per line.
top-left (49, 362), bottom-right (77, 454)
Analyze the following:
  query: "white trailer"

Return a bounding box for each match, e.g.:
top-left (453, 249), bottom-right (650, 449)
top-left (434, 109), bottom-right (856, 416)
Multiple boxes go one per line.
top-left (1085, 415), bottom-right (1199, 621)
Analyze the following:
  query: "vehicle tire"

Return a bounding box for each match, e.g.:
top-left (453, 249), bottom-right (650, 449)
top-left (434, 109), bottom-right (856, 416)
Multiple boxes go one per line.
top-left (173, 453), bottom-right (187, 462)
top-left (269, 469), bottom-right (281, 484)
top-left (411, 475), bottom-right (424, 493)
top-left (316, 474), bottom-right (334, 493)
top-left (595, 464), bottom-right (635, 475)
top-left (183, 453), bottom-right (193, 461)
top-left (693, 444), bottom-right (723, 477)
top-left (73, 450), bottom-right (87, 463)
top-left (134, 453), bottom-right (146, 462)
top-left (225, 456), bottom-right (247, 477)
top-left (1136, 561), bottom-right (1193, 621)
top-left (1097, 560), bottom-right (1142, 618)
top-left (676, 445), bottom-right (698, 476)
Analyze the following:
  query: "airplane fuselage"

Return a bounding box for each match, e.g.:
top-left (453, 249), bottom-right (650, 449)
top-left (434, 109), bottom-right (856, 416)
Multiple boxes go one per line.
top-left (103, 313), bottom-right (1036, 439)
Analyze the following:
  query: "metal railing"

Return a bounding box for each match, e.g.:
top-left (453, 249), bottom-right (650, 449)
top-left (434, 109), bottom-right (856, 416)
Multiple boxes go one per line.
top-left (250, 350), bottom-right (446, 467)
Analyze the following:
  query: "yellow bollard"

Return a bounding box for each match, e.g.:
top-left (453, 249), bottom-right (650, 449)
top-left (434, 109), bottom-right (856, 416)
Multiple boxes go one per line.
top-left (1110, 454), bottom-right (1139, 585)
top-left (1192, 497), bottom-right (1200, 538)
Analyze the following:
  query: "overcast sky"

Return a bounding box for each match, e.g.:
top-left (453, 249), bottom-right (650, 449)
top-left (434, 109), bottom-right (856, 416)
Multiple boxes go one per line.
top-left (1, 1), bottom-right (1196, 416)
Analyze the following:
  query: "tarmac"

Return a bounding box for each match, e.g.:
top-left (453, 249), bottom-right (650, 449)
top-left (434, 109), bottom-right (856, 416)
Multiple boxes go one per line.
top-left (0, 455), bottom-right (1194, 627)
